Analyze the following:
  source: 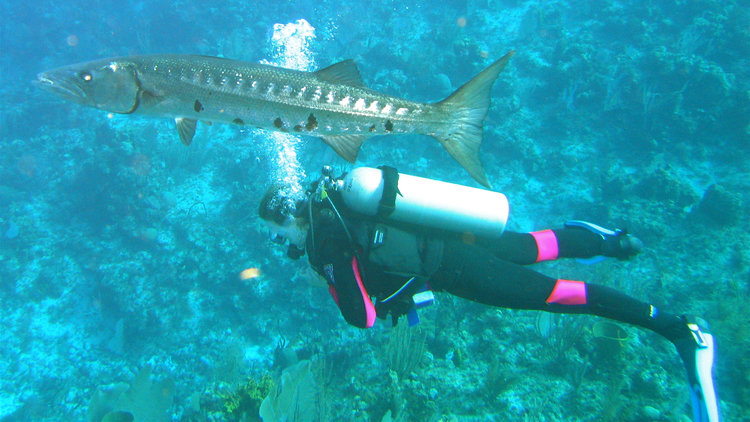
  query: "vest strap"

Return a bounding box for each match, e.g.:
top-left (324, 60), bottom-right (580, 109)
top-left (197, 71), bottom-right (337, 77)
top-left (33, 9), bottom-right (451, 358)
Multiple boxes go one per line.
top-left (377, 166), bottom-right (401, 218)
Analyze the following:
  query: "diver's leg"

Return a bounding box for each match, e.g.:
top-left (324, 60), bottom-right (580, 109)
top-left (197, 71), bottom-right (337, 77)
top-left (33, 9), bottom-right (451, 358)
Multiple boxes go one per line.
top-left (431, 242), bottom-right (719, 421)
top-left (477, 222), bottom-right (642, 265)
top-left (431, 241), bottom-right (676, 334)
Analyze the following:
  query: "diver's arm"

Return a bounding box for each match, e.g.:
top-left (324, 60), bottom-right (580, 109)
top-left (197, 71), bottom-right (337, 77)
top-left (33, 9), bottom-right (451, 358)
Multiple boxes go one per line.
top-left (322, 254), bottom-right (375, 328)
top-left (308, 210), bottom-right (377, 328)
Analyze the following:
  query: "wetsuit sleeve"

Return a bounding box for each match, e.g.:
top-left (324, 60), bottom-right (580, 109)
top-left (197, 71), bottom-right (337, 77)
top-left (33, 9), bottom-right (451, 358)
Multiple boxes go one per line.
top-left (309, 216), bottom-right (376, 328)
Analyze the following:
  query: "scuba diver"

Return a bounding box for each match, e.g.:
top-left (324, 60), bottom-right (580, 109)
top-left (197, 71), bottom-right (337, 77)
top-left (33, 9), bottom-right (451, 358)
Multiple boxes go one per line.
top-left (258, 165), bottom-right (720, 422)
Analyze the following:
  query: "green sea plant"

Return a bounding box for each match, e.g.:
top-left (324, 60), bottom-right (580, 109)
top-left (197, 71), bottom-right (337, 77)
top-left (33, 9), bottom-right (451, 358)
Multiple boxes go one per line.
top-left (540, 314), bottom-right (587, 365)
top-left (258, 360), bottom-right (318, 422)
top-left (384, 322), bottom-right (426, 379)
top-left (87, 366), bottom-right (174, 422)
top-left (599, 375), bottom-right (629, 421)
top-left (483, 357), bottom-right (522, 400)
top-left (220, 374), bottom-right (274, 421)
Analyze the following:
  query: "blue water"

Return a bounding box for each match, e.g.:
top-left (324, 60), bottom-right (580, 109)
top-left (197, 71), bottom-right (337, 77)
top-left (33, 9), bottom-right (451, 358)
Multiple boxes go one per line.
top-left (1, 0), bottom-right (748, 420)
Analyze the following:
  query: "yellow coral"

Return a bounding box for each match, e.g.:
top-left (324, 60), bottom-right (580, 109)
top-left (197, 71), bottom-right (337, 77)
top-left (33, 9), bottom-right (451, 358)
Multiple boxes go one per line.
top-left (221, 374), bottom-right (274, 421)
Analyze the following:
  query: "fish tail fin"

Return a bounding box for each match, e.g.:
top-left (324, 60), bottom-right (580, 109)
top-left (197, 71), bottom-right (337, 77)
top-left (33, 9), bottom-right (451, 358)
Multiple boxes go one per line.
top-left (433, 51), bottom-right (514, 188)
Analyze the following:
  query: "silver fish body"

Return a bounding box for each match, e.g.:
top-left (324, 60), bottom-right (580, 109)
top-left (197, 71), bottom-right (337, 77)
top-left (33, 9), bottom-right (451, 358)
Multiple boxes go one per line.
top-left (36, 52), bottom-right (514, 187)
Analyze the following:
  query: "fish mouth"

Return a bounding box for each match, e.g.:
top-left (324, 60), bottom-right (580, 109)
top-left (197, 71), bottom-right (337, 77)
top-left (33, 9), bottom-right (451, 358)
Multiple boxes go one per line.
top-left (34, 71), bottom-right (87, 103)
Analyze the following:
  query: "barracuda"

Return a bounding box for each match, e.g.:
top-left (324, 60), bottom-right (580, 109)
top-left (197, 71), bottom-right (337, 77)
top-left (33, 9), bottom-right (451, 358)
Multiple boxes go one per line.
top-left (36, 52), bottom-right (514, 187)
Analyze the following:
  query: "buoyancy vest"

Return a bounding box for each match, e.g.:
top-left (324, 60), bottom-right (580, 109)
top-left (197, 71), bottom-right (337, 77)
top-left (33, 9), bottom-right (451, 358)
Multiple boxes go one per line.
top-left (352, 222), bottom-right (443, 280)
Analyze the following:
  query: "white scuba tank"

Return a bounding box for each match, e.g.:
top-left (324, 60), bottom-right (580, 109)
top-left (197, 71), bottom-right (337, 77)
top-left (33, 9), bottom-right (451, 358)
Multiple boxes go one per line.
top-left (339, 167), bottom-right (509, 237)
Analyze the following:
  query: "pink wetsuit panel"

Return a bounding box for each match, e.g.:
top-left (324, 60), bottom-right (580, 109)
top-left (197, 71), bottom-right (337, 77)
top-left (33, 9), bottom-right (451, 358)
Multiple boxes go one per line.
top-left (351, 256), bottom-right (377, 328)
top-left (531, 229), bottom-right (559, 262)
top-left (546, 279), bottom-right (587, 305)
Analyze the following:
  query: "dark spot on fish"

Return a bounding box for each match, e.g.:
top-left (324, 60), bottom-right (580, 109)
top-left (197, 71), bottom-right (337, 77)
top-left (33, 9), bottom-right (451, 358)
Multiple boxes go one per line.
top-left (294, 125), bottom-right (303, 132)
top-left (305, 113), bottom-right (318, 131)
top-left (369, 125), bottom-right (376, 132)
top-left (273, 117), bottom-right (284, 128)
top-left (233, 118), bottom-right (244, 125)
top-left (385, 120), bottom-right (394, 132)
top-left (194, 100), bottom-right (204, 112)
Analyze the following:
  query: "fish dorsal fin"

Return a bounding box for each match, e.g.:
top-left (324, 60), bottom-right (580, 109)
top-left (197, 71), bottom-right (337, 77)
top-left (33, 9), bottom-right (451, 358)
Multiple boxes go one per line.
top-left (175, 118), bottom-right (198, 146)
top-left (320, 135), bottom-right (366, 162)
top-left (315, 60), bottom-right (365, 87)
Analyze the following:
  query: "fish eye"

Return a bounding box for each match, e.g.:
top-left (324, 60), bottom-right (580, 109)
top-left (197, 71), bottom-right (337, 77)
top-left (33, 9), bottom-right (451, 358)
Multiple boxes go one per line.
top-left (78, 71), bottom-right (93, 82)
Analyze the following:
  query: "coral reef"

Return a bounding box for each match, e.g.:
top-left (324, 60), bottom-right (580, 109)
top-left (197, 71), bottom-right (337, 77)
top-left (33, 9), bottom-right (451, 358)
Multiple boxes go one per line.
top-left (693, 183), bottom-right (743, 226)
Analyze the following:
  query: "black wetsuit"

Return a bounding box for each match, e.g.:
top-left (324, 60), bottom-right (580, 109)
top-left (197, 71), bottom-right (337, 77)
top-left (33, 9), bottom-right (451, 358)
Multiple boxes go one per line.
top-left (303, 191), bottom-right (688, 343)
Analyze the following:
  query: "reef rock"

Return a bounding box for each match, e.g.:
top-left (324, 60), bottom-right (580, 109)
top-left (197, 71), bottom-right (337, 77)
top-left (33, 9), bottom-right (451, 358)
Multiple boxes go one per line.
top-left (694, 183), bottom-right (743, 226)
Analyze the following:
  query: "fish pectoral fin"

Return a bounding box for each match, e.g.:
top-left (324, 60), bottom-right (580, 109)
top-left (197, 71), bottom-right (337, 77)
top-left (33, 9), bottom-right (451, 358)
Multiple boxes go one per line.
top-left (175, 118), bottom-right (198, 146)
top-left (321, 135), bottom-right (367, 162)
top-left (139, 89), bottom-right (164, 107)
top-left (315, 60), bottom-right (365, 87)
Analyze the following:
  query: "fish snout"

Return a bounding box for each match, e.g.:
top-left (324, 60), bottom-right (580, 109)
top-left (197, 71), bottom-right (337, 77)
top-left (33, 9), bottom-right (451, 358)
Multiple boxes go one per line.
top-left (34, 71), bottom-right (55, 90)
top-left (34, 68), bottom-right (87, 103)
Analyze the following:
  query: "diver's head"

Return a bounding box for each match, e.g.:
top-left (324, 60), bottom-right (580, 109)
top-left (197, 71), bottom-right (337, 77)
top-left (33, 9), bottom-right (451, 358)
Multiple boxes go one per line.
top-left (258, 185), bottom-right (309, 249)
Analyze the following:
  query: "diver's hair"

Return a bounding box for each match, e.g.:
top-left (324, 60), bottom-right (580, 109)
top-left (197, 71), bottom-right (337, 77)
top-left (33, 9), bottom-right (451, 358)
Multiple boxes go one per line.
top-left (258, 185), bottom-right (307, 224)
top-left (258, 185), bottom-right (285, 223)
